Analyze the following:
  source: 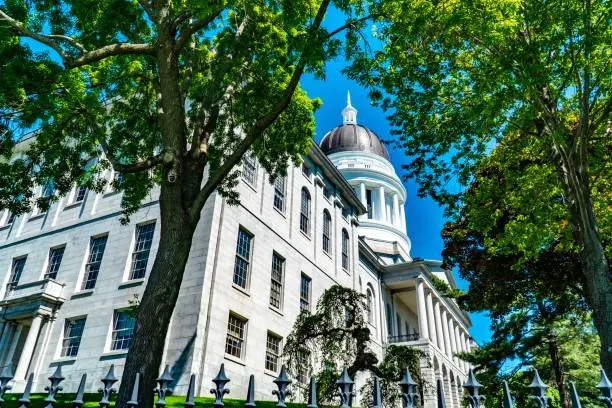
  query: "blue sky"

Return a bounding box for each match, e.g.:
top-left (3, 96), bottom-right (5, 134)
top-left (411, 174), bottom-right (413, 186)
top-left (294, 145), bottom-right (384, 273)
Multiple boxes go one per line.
top-left (301, 63), bottom-right (493, 345)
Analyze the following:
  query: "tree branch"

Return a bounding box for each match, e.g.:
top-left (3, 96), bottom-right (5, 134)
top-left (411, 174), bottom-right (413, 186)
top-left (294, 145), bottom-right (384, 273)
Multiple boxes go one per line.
top-left (175, 7), bottom-right (225, 52)
top-left (188, 0), bottom-right (333, 221)
top-left (325, 13), bottom-right (384, 39)
top-left (137, 0), bottom-right (156, 23)
top-left (100, 142), bottom-right (169, 174)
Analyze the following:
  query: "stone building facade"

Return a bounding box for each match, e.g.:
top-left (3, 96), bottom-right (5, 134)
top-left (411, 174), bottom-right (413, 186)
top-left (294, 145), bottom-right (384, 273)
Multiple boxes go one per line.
top-left (0, 95), bottom-right (474, 408)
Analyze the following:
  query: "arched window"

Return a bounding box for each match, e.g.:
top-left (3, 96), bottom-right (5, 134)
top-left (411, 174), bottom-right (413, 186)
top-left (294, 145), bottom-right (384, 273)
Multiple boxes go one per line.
top-left (322, 210), bottom-right (331, 253)
top-left (366, 287), bottom-right (374, 324)
top-left (341, 229), bottom-right (349, 270)
top-left (300, 188), bottom-right (311, 235)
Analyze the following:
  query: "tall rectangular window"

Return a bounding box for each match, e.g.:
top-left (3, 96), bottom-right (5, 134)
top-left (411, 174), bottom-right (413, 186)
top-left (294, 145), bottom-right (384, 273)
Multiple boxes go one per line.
top-left (273, 176), bottom-right (286, 212)
top-left (300, 273), bottom-right (311, 313)
top-left (129, 222), bottom-right (156, 280)
top-left (111, 311), bottom-right (135, 350)
top-left (225, 313), bottom-right (247, 359)
top-left (7, 256), bottom-right (26, 293)
top-left (242, 155), bottom-right (257, 186)
top-left (74, 186), bottom-right (88, 203)
top-left (82, 235), bottom-right (108, 290)
top-left (342, 229), bottom-right (350, 270)
top-left (366, 189), bottom-right (373, 219)
top-left (300, 188), bottom-right (311, 235)
top-left (6, 212), bottom-right (16, 226)
top-left (297, 350), bottom-right (310, 383)
top-left (233, 228), bottom-right (253, 289)
top-left (45, 246), bottom-right (65, 279)
top-left (322, 210), bottom-right (331, 253)
top-left (61, 318), bottom-right (86, 357)
top-left (265, 332), bottom-right (282, 372)
top-left (269, 253), bottom-right (284, 309)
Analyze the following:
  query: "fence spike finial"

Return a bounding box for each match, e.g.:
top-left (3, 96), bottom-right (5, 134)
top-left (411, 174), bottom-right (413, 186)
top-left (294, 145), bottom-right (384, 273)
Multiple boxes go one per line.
top-left (337, 368), bottom-right (354, 408)
top-left (72, 374), bottom-right (87, 408)
top-left (372, 377), bottom-right (382, 408)
top-left (568, 381), bottom-right (582, 408)
top-left (0, 366), bottom-right (13, 406)
top-left (210, 364), bottom-right (230, 408)
top-left (436, 377), bottom-right (447, 408)
top-left (127, 373), bottom-right (140, 408)
top-left (99, 365), bottom-right (118, 408)
top-left (184, 374), bottom-right (196, 408)
top-left (307, 377), bottom-right (318, 408)
top-left (528, 368), bottom-right (550, 408)
top-left (399, 368), bottom-right (419, 408)
top-left (597, 368), bottom-right (612, 408)
top-left (502, 381), bottom-right (513, 408)
top-left (17, 373), bottom-right (34, 408)
top-left (44, 365), bottom-right (65, 408)
top-left (154, 365), bottom-right (173, 408)
top-left (273, 366), bottom-right (292, 408)
top-left (463, 368), bottom-right (485, 408)
top-left (244, 375), bottom-right (255, 408)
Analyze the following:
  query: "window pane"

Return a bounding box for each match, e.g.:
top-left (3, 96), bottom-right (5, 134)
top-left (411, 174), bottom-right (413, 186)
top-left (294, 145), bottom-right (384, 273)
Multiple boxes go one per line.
top-left (242, 155), bottom-right (257, 186)
top-left (45, 247), bottom-right (65, 279)
top-left (269, 254), bottom-right (284, 309)
top-left (342, 230), bottom-right (349, 270)
top-left (82, 236), bottom-right (108, 290)
top-left (7, 257), bottom-right (26, 293)
top-left (300, 190), bottom-right (310, 234)
top-left (111, 311), bottom-right (135, 350)
top-left (273, 176), bottom-right (285, 212)
top-left (265, 332), bottom-right (282, 372)
top-left (322, 211), bottom-right (331, 253)
top-left (225, 314), bottom-right (247, 358)
top-left (130, 223), bottom-right (155, 280)
top-left (300, 274), bottom-right (311, 312)
top-left (61, 318), bottom-right (86, 357)
top-left (74, 186), bottom-right (88, 203)
top-left (233, 229), bottom-right (252, 289)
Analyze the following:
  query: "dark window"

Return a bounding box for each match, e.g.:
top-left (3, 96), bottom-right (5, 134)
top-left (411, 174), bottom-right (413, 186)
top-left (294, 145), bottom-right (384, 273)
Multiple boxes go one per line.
top-left (233, 228), bottom-right (253, 289)
top-left (6, 212), bottom-right (16, 225)
top-left (301, 162), bottom-right (312, 178)
top-left (61, 318), bottom-right (86, 357)
top-left (342, 229), bottom-right (350, 270)
top-left (366, 189), bottom-right (373, 219)
top-left (269, 253), bottom-right (284, 309)
top-left (366, 288), bottom-right (374, 324)
top-left (300, 188), bottom-right (311, 235)
top-left (39, 181), bottom-right (55, 212)
top-left (45, 246), bottom-right (65, 279)
top-left (111, 311), bottom-right (135, 350)
top-left (273, 176), bottom-right (286, 212)
top-left (7, 257), bottom-right (26, 293)
top-left (82, 236), bottom-right (108, 290)
top-left (386, 304), bottom-right (393, 336)
top-left (300, 273), bottom-right (311, 313)
top-left (74, 186), bottom-right (88, 203)
top-left (323, 185), bottom-right (332, 200)
top-left (265, 332), bottom-right (282, 372)
top-left (396, 313), bottom-right (402, 335)
top-left (129, 223), bottom-right (156, 280)
top-left (322, 210), bottom-right (331, 253)
top-left (225, 313), bottom-right (247, 358)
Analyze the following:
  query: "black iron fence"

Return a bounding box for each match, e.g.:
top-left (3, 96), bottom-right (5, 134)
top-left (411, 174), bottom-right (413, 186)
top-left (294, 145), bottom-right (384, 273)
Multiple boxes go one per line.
top-left (0, 363), bottom-right (610, 408)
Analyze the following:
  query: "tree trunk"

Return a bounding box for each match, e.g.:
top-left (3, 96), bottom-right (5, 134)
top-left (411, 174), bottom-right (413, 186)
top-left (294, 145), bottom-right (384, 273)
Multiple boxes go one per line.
top-left (547, 332), bottom-right (568, 408)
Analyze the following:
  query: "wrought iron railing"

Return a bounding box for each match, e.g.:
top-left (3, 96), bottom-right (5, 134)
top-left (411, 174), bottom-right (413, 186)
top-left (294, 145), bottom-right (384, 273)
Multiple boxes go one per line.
top-left (388, 333), bottom-right (420, 343)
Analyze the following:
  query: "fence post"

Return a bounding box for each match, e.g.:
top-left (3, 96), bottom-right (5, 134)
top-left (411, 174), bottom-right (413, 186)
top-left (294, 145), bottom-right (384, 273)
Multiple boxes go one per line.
top-left (0, 367), bottom-right (13, 407)
top-left (185, 374), bottom-right (196, 408)
top-left (127, 373), bottom-right (140, 408)
top-left (244, 375), bottom-right (255, 408)
top-left (210, 364), bottom-right (230, 408)
top-left (273, 366), bottom-right (292, 408)
top-left (17, 373), bottom-right (33, 408)
top-left (43, 365), bottom-right (65, 408)
top-left (307, 377), bottom-right (318, 408)
top-left (336, 368), bottom-right (353, 408)
top-left (99, 365), bottom-right (118, 408)
top-left (436, 377), bottom-right (446, 408)
top-left (463, 369), bottom-right (485, 408)
top-left (502, 381), bottom-right (513, 408)
top-left (568, 381), bottom-right (581, 408)
top-left (154, 366), bottom-right (173, 408)
top-left (597, 368), bottom-right (612, 408)
top-left (528, 368), bottom-right (550, 408)
top-left (399, 368), bottom-right (419, 408)
top-left (372, 377), bottom-right (382, 408)
top-left (71, 374), bottom-right (87, 408)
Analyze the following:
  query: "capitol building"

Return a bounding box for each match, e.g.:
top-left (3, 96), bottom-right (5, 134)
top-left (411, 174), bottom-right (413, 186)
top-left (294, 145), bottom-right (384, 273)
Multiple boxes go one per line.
top-left (0, 95), bottom-right (474, 407)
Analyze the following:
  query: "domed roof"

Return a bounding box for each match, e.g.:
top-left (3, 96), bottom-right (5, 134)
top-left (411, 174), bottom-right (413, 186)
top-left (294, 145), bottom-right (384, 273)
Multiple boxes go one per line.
top-left (319, 91), bottom-right (390, 161)
top-left (320, 123), bottom-right (390, 160)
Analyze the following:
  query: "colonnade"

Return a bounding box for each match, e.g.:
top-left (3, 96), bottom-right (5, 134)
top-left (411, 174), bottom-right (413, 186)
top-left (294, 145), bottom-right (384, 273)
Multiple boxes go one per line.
top-left (415, 279), bottom-right (471, 372)
top-left (357, 182), bottom-right (406, 230)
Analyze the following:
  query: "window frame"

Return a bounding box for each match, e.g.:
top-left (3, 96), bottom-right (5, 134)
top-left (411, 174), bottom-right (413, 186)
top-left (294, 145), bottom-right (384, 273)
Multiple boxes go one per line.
top-left (300, 188), bottom-right (311, 235)
top-left (61, 317), bottom-right (86, 357)
top-left (233, 227), bottom-right (254, 290)
top-left (110, 310), bottom-right (135, 351)
top-left (242, 154), bottom-right (258, 187)
top-left (81, 234), bottom-right (108, 291)
top-left (273, 175), bottom-right (286, 213)
top-left (366, 287), bottom-right (374, 324)
top-left (128, 222), bottom-right (156, 280)
top-left (225, 312), bottom-right (248, 359)
top-left (322, 210), bottom-right (332, 254)
top-left (341, 229), bottom-right (350, 270)
top-left (73, 186), bottom-right (88, 204)
top-left (300, 273), bottom-right (312, 313)
top-left (7, 256), bottom-right (27, 294)
top-left (265, 331), bottom-right (282, 373)
top-left (269, 252), bottom-right (285, 310)
top-left (44, 246), bottom-right (66, 280)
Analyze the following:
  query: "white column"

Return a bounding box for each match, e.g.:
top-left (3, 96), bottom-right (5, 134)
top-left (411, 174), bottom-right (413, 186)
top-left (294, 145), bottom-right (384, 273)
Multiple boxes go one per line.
top-left (3, 324), bottom-right (22, 371)
top-left (425, 291), bottom-right (437, 345)
top-left (454, 324), bottom-right (463, 369)
top-left (433, 301), bottom-right (445, 351)
top-left (441, 310), bottom-right (452, 357)
top-left (400, 203), bottom-right (407, 231)
top-left (14, 315), bottom-right (43, 380)
top-left (392, 194), bottom-right (400, 226)
top-left (415, 280), bottom-right (429, 340)
top-left (360, 183), bottom-right (367, 209)
top-left (378, 186), bottom-right (386, 222)
top-left (460, 332), bottom-right (468, 370)
top-left (448, 317), bottom-right (458, 364)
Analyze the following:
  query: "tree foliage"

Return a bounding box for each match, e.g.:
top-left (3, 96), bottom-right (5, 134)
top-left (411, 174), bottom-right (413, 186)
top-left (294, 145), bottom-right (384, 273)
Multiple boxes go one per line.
top-left (283, 285), bottom-right (423, 404)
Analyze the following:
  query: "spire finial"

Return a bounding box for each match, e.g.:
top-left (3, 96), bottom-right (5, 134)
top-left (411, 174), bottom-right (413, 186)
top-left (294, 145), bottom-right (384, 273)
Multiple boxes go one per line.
top-left (342, 90), bottom-right (357, 124)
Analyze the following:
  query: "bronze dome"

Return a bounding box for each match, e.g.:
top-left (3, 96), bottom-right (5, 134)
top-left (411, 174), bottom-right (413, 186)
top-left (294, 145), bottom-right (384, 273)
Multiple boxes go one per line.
top-left (319, 123), bottom-right (390, 161)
